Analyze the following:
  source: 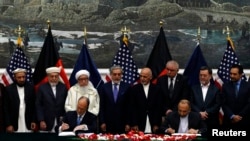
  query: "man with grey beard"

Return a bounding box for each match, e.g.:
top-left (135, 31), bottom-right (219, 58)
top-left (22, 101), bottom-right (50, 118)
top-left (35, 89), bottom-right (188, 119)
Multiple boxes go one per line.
top-left (36, 66), bottom-right (68, 133)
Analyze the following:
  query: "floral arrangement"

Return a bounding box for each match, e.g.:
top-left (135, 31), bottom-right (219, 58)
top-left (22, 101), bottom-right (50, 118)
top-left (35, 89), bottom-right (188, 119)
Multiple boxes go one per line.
top-left (77, 130), bottom-right (197, 141)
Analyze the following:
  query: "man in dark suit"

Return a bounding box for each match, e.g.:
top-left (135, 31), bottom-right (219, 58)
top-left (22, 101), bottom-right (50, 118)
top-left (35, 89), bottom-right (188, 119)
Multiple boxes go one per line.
top-left (4, 68), bottom-right (37, 132)
top-left (36, 66), bottom-right (68, 132)
top-left (222, 64), bottom-right (250, 130)
top-left (191, 66), bottom-right (221, 132)
top-left (157, 60), bottom-right (191, 117)
top-left (160, 99), bottom-right (207, 136)
top-left (98, 65), bottom-right (131, 134)
top-left (56, 96), bottom-right (97, 134)
top-left (128, 67), bottom-right (162, 134)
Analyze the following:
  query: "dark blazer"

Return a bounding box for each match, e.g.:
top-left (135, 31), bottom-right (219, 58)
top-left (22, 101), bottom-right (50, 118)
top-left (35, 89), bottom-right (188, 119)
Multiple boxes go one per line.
top-left (36, 82), bottom-right (68, 131)
top-left (157, 74), bottom-right (191, 115)
top-left (55, 111), bottom-right (97, 133)
top-left (0, 83), bottom-right (5, 132)
top-left (191, 83), bottom-right (221, 128)
top-left (160, 111), bottom-right (207, 136)
top-left (128, 83), bottom-right (162, 133)
top-left (221, 80), bottom-right (250, 129)
top-left (98, 81), bottom-right (130, 134)
top-left (4, 82), bottom-right (36, 131)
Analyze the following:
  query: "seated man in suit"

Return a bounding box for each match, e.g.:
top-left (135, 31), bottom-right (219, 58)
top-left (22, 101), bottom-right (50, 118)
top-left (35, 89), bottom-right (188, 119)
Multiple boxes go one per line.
top-left (56, 96), bottom-right (97, 134)
top-left (160, 99), bottom-right (207, 136)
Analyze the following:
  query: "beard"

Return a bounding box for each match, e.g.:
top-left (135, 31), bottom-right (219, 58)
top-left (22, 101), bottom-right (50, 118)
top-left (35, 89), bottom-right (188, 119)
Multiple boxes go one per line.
top-left (16, 81), bottom-right (26, 87)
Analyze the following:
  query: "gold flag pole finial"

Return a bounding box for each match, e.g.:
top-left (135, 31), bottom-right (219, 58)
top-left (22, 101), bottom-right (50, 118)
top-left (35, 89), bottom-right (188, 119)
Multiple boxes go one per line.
top-left (15, 25), bottom-right (24, 47)
top-left (121, 26), bottom-right (130, 46)
top-left (159, 21), bottom-right (163, 27)
top-left (47, 19), bottom-right (51, 28)
top-left (197, 27), bottom-right (201, 43)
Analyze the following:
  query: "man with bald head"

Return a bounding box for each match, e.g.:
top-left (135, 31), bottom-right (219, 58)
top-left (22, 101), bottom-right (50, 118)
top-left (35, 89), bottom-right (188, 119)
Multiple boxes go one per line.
top-left (160, 99), bottom-right (207, 136)
top-left (128, 67), bottom-right (162, 134)
top-left (56, 96), bottom-right (97, 134)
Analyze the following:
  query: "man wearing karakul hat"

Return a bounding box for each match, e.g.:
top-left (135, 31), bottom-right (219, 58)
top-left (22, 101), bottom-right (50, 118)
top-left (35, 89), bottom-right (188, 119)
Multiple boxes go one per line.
top-left (4, 68), bottom-right (37, 132)
top-left (35, 66), bottom-right (68, 132)
top-left (65, 69), bottom-right (100, 116)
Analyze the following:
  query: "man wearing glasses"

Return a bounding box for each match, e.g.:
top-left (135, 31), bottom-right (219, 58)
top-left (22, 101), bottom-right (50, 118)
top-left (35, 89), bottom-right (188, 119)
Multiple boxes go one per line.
top-left (157, 60), bottom-right (191, 120)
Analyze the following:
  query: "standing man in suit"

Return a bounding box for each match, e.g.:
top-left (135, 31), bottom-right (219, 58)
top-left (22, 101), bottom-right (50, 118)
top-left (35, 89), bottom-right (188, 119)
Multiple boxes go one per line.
top-left (222, 64), bottom-right (250, 130)
top-left (36, 66), bottom-right (68, 132)
top-left (56, 96), bottom-right (97, 134)
top-left (4, 68), bottom-right (37, 132)
top-left (160, 99), bottom-right (207, 136)
top-left (98, 65), bottom-right (131, 134)
top-left (128, 67), bottom-right (162, 134)
top-left (191, 66), bottom-right (221, 133)
top-left (157, 60), bottom-right (191, 117)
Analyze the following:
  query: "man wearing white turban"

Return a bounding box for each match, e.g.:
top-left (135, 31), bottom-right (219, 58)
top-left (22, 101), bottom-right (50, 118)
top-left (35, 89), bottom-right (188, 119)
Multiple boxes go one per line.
top-left (65, 69), bottom-right (100, 116)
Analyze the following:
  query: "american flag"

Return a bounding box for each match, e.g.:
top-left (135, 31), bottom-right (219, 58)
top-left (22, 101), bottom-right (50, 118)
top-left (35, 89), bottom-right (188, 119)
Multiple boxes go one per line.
top-left (215, 37), bottom-right (246, 89)
top-left (0, 46), bottom-right (33, 86)
top-left (107, 35), bottom-right (139, 85)
top-left (214, 37), bottom-right (246, 125)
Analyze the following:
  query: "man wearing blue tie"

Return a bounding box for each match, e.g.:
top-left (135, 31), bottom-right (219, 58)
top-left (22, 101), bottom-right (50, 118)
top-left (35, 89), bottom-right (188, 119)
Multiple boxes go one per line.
top-left (55, 96), bottom-right (97, 134)
top-left (222, 64), bottom-right (250, 131)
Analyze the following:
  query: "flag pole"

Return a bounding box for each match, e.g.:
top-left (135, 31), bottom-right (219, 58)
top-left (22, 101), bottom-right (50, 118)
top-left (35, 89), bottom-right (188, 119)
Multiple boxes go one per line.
top-left (225, 26), bottom-right (235, 50)
top-left (121, 26), bottom-right (130, 46)
top-left (197, 26), bottom-right (201, 44)
top-left (84, 26), bottom-right (87, 45)
top-left (15, 25), bottom-right (24, 47)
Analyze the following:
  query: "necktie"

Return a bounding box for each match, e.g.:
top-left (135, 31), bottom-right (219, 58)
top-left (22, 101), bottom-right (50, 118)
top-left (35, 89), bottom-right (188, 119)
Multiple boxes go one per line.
top-left (169, 78), bottom-right (174, 98)
top-left (113, 84), bottom-right (119, 102)
top-left (234, 82), bottom-right (239, 97)
top-left (77, 115), bottom-right (82, 125)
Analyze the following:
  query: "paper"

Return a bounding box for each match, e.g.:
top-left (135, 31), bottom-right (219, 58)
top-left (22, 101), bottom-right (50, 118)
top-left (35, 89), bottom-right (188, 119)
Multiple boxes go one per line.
top-left (172, 133), bottom-right (201, 136)
top-left (58, 131), bottom-right (75, 136)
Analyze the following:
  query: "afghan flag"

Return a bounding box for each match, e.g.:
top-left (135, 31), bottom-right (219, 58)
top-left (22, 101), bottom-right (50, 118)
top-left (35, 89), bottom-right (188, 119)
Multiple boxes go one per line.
top-left (33, 25), bottom-right (70, 91)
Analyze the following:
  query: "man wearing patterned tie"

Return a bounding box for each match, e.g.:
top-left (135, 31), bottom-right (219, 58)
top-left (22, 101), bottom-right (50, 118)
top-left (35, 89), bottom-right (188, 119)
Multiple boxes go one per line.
top-left (55, 96), bottom-right (97, 134)
top-left (98, 65), bottom-right (131, 134)
top-left (221, 64), bottom-right (250, 131)
top-left (157, 60), bottom-right (191, 118)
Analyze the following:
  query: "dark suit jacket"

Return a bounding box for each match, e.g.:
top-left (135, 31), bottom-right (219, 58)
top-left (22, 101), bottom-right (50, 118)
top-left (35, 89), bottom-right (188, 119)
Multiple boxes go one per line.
top-left (55, 111), bottom-right (97, 133)
top-left (36, 82), bottom-right (68, 131)
top-left (0, 83), bottom-right (5, 132)
top-left (160, 111), bottom-right (207, 136)
top-left (4, 82), bottom-right (36, 131)
top-left (98, 81), bottom-right (130, 134)
top-left (221, 80), bottom-right (250, 129)
top-left (191, 83), bottom-right (221, 128)
top-left (157, 74), bottom-right (191, 115)
top-left (128, 83), bottom-right (162, 133)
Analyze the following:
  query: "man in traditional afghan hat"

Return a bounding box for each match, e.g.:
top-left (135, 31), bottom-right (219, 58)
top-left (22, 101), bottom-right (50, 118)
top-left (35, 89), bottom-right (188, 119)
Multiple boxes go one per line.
top-left (65, 69), bottom-right (99, 116)
top-left (4, 68), bottom-right (37, 132)
top-left (35, 66), bottom-right (68, 132)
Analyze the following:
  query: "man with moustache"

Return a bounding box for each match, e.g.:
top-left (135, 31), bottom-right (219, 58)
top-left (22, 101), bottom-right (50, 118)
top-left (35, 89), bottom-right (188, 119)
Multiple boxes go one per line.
top-left (4, 68), bottom-right (37, 132)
